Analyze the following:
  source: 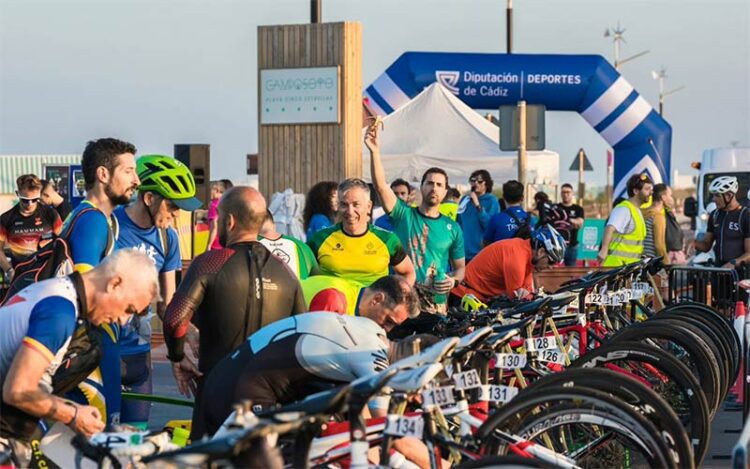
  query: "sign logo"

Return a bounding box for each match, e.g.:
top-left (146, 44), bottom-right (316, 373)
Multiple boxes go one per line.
top-left (435, 70), bottom-right (460, 95)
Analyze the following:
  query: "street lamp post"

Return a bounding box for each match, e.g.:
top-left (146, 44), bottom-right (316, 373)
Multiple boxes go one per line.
top-left (651, 67), bottom-right (685, 116)
top-left (604, 22), bottom-right (649, 71)
top-left (506, 0), bottom-right (513, 53)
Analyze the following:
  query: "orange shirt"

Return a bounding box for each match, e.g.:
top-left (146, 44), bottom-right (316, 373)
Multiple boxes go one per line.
top-left (452, 238), bottom-right (533, 302)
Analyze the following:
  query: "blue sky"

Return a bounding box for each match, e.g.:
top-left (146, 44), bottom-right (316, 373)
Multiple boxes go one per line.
top-left (1, 0), bottom-right (748, 187)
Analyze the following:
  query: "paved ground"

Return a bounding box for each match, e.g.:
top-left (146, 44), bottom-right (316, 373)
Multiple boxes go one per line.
top-left (706, 404), bottom-right (744, 468)
top-left (146, 344), bottom-right (193, 429)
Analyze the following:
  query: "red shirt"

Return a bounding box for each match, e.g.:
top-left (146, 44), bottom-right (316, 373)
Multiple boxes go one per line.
top-left (452, 238), bottom-right (533, 302)
top-left (0, 203), bottom-right (63, 266)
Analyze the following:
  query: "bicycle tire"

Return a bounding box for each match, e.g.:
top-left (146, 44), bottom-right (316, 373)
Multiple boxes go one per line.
top-left (567, 341), bottom-right (711, 465)
top-left (648, 314), bottom-right (733, 403)
top-left (657, 307), bottom-right (740, 390)
top-left (524, 368), bottom-right (694, 468)
top-left (477, 385), bottom-right (676, 468)
top-left (607, 320), bottom-right (723, 415)
top-left (660, 301), bottom-right (741, 378)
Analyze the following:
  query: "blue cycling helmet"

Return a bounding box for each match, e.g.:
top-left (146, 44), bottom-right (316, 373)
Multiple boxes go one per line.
top-left (531, 225), bottom-right (567, 264)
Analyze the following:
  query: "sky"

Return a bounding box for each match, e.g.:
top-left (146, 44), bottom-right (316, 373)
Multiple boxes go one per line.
top-left (1, 0), bottom-right (748, 187)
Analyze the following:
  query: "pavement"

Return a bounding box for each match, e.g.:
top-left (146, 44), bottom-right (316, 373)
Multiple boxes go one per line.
top-left (706, 404), bottom-right (744, 468)
top-left (146, 341), bottom-right (193, 429)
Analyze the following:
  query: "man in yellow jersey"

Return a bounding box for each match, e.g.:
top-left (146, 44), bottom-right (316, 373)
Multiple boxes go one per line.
top-left (60, 138), bottom-right (141, 427)
top-left (308, 178), bottom-right (416, 286)
top-left (301, 275), bottom-right (419, 330)
top-left (597, 174), bottom-right (653, 266)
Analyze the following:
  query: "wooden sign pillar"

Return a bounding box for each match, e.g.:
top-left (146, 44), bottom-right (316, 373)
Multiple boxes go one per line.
top-left (258, 22), bottom-right (362, 198)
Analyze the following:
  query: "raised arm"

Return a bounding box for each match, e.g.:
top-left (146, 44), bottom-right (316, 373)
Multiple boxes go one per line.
top-left (366, 121), bottom-right (398, 214)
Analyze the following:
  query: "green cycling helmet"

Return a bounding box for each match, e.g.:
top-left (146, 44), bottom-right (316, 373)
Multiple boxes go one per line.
top-left (136, 155), bottom-right (202, 211)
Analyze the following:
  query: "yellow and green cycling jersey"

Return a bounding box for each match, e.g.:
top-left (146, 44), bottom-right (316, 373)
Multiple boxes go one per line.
top-left (301, 275), bottom-right (364, 315)
top-left (307, 223), bottom-right (407, 286)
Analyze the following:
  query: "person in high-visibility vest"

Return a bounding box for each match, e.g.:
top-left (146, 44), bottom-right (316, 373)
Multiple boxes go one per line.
top-left (597, 174), bottom-right (653, 266)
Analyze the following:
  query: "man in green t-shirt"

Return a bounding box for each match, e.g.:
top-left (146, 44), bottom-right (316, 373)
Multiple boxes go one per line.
top-left (259, 210), bottom-right (319, 279)
top-left (366, 121), bottom-right (465, 312)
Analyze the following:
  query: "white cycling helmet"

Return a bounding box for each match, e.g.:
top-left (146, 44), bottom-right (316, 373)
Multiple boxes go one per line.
top-left (708, 176), bottom-right (739, 195)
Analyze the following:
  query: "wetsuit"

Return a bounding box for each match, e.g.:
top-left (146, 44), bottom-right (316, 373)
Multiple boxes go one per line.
top-left (192, 312), bottom-right (389, 438)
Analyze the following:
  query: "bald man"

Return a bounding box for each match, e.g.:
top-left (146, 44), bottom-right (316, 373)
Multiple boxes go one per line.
top-left (164, 187), bottom-right (306, 401)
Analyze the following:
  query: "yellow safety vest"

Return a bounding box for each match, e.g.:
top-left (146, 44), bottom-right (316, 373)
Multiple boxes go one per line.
top-left (603, 200), bottom-right (646, 266)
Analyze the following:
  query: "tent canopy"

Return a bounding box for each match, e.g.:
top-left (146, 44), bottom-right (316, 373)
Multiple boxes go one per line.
top-left (362, 83), bottom-right (559, 187)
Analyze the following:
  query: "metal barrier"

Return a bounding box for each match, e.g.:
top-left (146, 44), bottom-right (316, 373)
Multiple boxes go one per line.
top-left (667, 265), bottom-right (740, 321)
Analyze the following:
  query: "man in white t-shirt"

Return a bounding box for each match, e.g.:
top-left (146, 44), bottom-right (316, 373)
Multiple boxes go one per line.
top-left (597, 174), bottom-right (653, 266)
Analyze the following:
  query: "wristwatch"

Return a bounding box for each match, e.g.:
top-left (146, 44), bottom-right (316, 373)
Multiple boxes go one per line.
top-left (730, 259), bottom-right (738, 266)
top-left (453, 278), bottom-right (459, 288)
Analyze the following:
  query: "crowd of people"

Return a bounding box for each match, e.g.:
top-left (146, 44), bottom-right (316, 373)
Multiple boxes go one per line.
top-left (0, 120), bottom-right (748, 466)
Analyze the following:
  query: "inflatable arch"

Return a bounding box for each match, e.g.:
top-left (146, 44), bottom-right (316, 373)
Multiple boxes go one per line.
top-left (365, 52), bottom-right (671, 198)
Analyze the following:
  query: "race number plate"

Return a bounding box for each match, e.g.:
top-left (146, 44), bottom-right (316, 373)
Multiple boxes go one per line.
top-left (538, 348), bottom-right (566, 364)
top-left (421, 386), bottom-right (456, 408)
top-left (525, 336), bottom-right (556, 351)
top-left (479, 384), bottom-right (519, 403)
top-left (453, 369), bottom-right (482, 390)
top-left (495, 353), bottom-right (528, 369)
top-left (384, 415), bottom-right (424, 438)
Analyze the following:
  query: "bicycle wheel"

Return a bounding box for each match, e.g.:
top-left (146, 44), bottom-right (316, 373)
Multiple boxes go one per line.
top-left (478, 385), bottom-right (676, 468)
top-left (607, 319), bottom-right (722, 415)
top-left (568, 341), bottom-right (711, 465)
top-left (648, 315), bottom-right (732, 403)
top-left (524, 368), bottom-right (694, 468)
top-left (658, 307), bottom-right (740, 392)
top-left (660, 301), bottom-right (741, 379)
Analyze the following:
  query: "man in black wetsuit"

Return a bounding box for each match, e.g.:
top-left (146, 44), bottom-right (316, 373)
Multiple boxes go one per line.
top-left (163, 186), bottom-right (306, 400)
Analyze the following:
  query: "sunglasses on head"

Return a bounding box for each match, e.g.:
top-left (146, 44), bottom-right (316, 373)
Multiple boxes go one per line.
top-left (16, 193), bottom-right (39, 204)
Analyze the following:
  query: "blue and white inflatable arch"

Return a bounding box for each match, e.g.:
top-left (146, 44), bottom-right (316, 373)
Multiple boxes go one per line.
top-left (365, 52), bottom-right (671, 197)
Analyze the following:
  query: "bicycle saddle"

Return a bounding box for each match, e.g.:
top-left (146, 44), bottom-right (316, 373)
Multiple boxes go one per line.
top-left (349, 367), bottom-right (400, 400)
top-left (391, 337), bottom-right (459, 370)
top-left (256, 384), bottom-right (350, 419)
top-left (554, 269), bottom-right (620, 293)
top-left (547, 292), bottom-right (577, 310)
top-left (387, 364), bottom-right (444, 393)
top-left (453, 327), bottom-right (494, 357)
top-left (487, 317), bottom-right (534, 349)
top-left (504, 296), bottom-right (553, 318)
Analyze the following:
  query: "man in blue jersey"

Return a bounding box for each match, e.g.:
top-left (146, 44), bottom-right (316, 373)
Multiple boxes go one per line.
top-left (61, 138), bottom-right (141, 427)
top-left (114, 155), bottom-right (201, 428)
top-left (457, 170), bottom-right (500, 262)
top-left (0, 249), bottom-right (158, 467)
top-left (484, 180), bottom-right (530, 244)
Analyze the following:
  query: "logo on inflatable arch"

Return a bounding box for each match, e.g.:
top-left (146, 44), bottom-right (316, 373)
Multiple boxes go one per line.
top-left (612, 155), bottom-right (664, 198)
top-left (435, 71), bottom-right (460, 95)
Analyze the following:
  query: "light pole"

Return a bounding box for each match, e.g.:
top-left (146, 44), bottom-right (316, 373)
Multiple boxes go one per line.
top-left (506, 0), bottom-right (513, 53)
top-left (604, 22), bottom-right (649, 70)
top-left (651, 67), bottom-right (685, 116)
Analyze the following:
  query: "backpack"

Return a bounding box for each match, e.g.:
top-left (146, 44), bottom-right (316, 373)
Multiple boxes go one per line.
top-left (52, 316), bottom-right (103, 394)
top-left (1, 206), bottom-right (116, 305)
top-left (506, 209), bottom-right (531, 240)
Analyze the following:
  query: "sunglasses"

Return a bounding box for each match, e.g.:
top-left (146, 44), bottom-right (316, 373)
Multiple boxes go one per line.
top-left (469, 177), bottom-right (485, 183)
top-left (16, 193), bottom-right (39, 204)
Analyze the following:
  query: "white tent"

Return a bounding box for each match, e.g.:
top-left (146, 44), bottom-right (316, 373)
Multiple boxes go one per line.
top-left (362, 83), bottom-right (559, 187)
